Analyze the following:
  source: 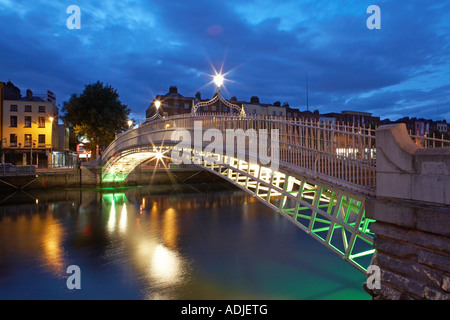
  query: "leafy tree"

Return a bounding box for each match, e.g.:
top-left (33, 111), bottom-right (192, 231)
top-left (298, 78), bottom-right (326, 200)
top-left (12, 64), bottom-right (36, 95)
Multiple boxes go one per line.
top-left (62, 81), bottom-right (131, 159)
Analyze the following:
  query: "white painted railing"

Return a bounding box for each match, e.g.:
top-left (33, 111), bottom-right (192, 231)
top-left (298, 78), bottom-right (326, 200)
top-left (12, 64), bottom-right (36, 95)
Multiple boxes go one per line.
top-left (103, 113), bottom-right (379, 195)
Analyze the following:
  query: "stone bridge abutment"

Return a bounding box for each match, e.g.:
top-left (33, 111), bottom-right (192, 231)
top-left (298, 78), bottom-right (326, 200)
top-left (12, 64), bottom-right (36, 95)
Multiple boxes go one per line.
top-left (366, 123), bottom-right (450, 300)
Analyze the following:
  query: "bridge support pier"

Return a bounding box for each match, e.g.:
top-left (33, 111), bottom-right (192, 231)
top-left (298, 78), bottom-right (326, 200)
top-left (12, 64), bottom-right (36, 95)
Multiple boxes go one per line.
top-left (366, 124), bottom-right (450, 300)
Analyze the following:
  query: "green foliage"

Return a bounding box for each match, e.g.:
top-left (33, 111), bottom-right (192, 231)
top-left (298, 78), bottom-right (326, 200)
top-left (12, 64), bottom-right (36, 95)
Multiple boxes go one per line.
top-left (62, 81), bottom-right (131, 157)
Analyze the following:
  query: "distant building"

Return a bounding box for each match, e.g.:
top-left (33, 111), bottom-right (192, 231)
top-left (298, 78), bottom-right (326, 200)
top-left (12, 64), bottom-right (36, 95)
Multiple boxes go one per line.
top-left (320, 110), bottom-right (380, 127)
top-left (146, 87), bottom-right (322, 121)
top-left (393, 117), bottom-right (438, 136)
top-left (144, 87), bottom-right (448, 138)
top-left (436, 121), bottom-right (448, 134)
top-left (146, 86), bottom-right (195, 118)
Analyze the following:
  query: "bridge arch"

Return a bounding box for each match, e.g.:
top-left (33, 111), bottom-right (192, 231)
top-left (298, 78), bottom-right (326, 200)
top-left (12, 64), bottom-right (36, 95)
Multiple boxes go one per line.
top-left (101, 114), bottom-right (378, 274)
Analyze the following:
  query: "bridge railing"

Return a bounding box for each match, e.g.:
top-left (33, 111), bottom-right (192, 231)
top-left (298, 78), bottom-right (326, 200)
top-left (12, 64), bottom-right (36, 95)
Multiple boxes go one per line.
top-left (104, 113), bottom-right (449, 195)
top-left (103, 113), bottom-right (378, 194)
top-left (409, 133), bottom-right (450, 148)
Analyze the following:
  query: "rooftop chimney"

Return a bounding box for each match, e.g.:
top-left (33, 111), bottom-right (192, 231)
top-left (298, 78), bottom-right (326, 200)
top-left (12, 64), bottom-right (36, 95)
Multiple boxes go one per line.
top-left (26, 89), bottom-right (33, 100)
top-left (169, 86), bottom-right (178, 95)
top-left (250, 96), bottom-right (259, 104)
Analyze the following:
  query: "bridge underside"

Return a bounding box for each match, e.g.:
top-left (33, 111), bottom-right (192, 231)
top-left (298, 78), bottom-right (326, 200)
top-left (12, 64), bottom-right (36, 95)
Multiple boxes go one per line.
top-left (102, 146), bottom-right (375, 274)
top-left (102, 146), bottom-right (172, 182)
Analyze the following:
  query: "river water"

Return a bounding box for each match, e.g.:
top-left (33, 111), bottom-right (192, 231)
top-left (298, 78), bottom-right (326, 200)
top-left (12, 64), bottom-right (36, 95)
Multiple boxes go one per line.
top-left (0, 183), bottom-right (369, 300)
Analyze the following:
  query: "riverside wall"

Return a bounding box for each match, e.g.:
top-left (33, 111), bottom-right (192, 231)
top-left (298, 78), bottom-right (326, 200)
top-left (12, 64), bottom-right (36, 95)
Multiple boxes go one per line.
top-left (0, 164), bottom-right (222, 191)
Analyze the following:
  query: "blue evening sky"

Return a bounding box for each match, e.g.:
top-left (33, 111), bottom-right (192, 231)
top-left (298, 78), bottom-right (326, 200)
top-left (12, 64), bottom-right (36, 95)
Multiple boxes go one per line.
top-left (1, 0), bottom-right (449, 122)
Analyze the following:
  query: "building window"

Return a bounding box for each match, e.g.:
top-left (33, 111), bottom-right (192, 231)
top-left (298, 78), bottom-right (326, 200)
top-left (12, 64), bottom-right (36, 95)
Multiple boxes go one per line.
top-left (184, 103), bottom-right (190, 109)
top-left (273, 111), bottom-right (276, 116)
top-left (10, 105), bottom-right (18, 112)
top-left (24, 134), bottom-right (32, 147)
top-left (174, 102), bottom-right (179, 108)
top-left (212, 105), bottom-right (216, 111)
top-left (24, 105), bottom-right (32, 112)
top-left (203, 106), bottom-right (208, 111)
top-left (287, 112), bottom-right (291, 117)
top-left (24, 116), bottom-right (32, 128)
top-left (39, 106), bottom-right (46, 113)
top-left (38, 134), bottom-right (45, 147)
top-left (10, 116), bottom-right (17, 127)
top-left (38, 117), bottom-right (45, 128)
top-left (10, 134), bottom-right (17, 147)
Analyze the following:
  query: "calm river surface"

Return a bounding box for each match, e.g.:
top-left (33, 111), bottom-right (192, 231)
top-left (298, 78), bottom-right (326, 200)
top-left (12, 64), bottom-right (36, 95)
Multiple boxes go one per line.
top-left (0, 183), bottom-right (369, 300)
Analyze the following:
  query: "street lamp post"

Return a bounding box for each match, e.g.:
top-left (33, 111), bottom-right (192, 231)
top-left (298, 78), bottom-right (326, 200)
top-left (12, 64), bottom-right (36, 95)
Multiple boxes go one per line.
top-left (30, 140), bottom-right (36, 174)
top-left (49, 116), bottom-right (54, 169)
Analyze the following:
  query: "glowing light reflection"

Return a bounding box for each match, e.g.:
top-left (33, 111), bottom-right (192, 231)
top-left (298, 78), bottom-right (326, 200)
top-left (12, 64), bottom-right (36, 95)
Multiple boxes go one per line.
top-left (150, 244), bottom-right (181, 286)
top-left (108, 201), bottom-right (116, 232)
top-left (119, 203), bottom-right (127, 233)
top-left (42, 221), bottom-right (66, 277)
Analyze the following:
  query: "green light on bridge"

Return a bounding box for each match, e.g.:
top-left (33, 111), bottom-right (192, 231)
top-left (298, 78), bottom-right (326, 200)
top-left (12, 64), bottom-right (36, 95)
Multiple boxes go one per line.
top-left (102, 173), bottom-right (128, 183)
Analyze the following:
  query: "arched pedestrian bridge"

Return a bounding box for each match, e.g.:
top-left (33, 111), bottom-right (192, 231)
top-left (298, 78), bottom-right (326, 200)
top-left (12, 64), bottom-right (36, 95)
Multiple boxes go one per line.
top-left (100, 113), bottom-right (448, 275)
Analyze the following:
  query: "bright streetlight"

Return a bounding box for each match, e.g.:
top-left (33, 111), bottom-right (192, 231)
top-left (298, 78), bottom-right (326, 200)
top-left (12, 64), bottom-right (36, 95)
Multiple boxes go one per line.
top-left (128, 120), bottom-right (133, 128)
top-left (214, 74), bottom-right (224, 88)
top-left (155, 100), bottom-right (161, 110)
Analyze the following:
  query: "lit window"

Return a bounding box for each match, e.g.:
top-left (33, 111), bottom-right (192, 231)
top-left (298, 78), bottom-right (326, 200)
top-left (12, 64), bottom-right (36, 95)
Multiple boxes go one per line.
top-left (24, 116), bottom-right (32, 128)
top-left (38, 117), bottom-right (45, 128)
top-left (38, 134), bottom-right (45, 146)
top-left (10, 134), bottom-right (17, 147)
top-left (10, 116), bottom-right (17, 127)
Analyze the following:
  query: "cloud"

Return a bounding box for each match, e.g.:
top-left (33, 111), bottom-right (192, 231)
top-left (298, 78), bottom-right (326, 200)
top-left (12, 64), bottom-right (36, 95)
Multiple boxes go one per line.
top-left (0, 0), bottom-right (449, 122)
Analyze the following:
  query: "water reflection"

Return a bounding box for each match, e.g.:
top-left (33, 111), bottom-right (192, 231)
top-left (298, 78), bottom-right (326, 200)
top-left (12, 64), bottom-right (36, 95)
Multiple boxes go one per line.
top-left (0, 185), bottom-right (369, 300)
top-left (41, 219), bottom-right (66, 277)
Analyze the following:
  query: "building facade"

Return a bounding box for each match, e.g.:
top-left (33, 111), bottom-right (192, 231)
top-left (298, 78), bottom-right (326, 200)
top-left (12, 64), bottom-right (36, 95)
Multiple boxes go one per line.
top-left (1, 81), bottom-right (60, 167)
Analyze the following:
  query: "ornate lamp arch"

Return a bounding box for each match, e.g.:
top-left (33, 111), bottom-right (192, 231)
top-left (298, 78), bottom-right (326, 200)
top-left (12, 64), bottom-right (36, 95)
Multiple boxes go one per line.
top-left (191, 75), bottom-right (246, 117)
top-left (147, 100), bottom-right (164, 122)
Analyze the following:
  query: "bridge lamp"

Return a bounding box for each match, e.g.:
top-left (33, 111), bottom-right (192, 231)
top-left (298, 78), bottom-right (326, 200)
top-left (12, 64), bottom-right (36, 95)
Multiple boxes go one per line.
top-left (128, 120), bottom-right (133, 128)
top-left (214, 74), bottom-right (224, 88)
top-left (155, 150), bottom-right (163, 161)
top-left (155, 100), bottom-right (161, 110)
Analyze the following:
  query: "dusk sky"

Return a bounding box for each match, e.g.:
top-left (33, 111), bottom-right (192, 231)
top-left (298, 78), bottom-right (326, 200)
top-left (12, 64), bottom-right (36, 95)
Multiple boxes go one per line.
top-left (1, 1), bottom-right (449, 123)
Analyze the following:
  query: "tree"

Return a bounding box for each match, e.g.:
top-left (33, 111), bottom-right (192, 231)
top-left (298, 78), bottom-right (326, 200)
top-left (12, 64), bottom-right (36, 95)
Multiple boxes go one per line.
top-left (62, 81), bottom-right (131, 159)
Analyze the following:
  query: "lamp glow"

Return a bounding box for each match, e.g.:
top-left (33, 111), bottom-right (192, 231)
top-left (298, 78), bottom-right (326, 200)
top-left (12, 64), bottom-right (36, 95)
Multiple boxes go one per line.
top-left (214, 74), bottom-right (224, 88)
top-left (155, 101), bottom-right (161, 109)
top-left (128, 120), bottom-right (133, 128)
